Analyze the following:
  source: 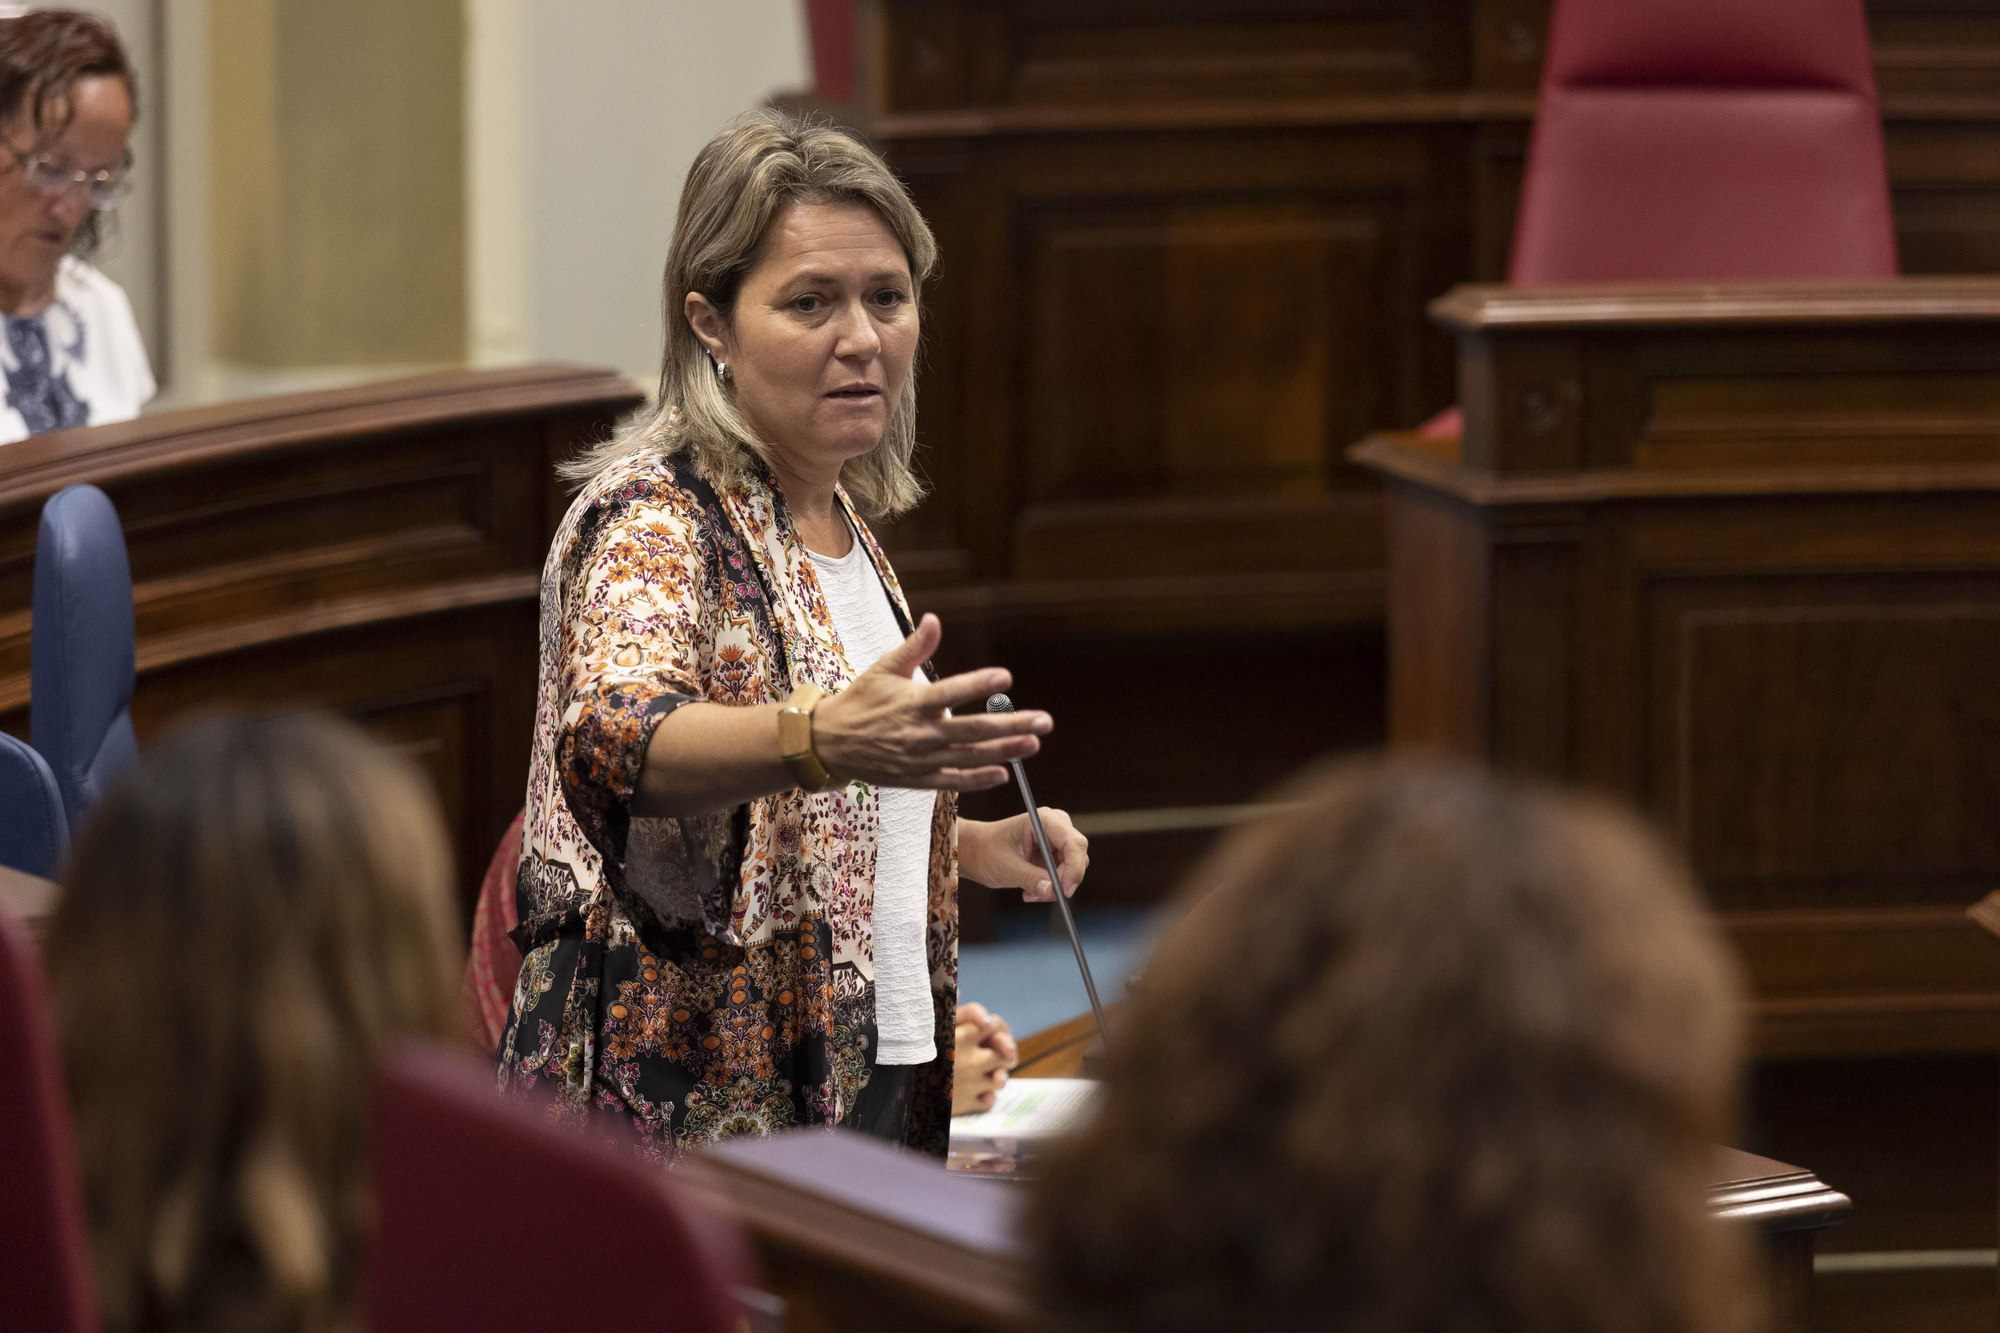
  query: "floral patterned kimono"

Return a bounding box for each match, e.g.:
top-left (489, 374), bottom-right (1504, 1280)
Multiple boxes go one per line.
top-left (496, 446), bottom-right (957, 1157)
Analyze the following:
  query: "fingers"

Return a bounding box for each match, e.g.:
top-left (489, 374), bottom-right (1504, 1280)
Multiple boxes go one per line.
top-left (958, 1043), bottom-right (1006, 1078)
top-left (1019, 808), bottom-right (1089, 900)
top-left (925, 735), bottom-right (1043, 770)
top-left (956, 1002), bottom-right (990, 1028)
top-left (870, 613), bottom-right (942, 678)
top-left (924, 666), bottom-right (1016, 715)
top-left (990, 1025), bottom-right (1018, 1066)
top-left (936, 710), bottom-right (1053, 743)
top-left (1045, 809), bottom-right (1089, 899)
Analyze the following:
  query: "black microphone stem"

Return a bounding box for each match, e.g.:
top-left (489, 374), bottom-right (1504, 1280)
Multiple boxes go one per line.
top-left (1008, 757), bottom-right (1110, 1045)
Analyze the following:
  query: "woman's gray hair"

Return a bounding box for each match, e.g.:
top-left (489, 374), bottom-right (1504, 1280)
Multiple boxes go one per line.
top-left (564, 108), bottom-right (938, 520)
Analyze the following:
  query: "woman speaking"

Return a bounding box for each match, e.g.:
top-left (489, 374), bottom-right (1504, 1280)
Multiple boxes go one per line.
top-left (499, 111), bottom-right (1088, 1156)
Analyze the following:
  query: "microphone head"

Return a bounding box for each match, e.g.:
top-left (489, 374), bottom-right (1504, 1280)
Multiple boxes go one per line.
top-left (986, 693), bottom-right (1014, 714)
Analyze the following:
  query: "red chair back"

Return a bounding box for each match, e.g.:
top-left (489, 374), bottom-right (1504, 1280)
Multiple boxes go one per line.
top-left (0, 914), bottom-right (98, 1333)
top-left (369, 1041), bottom-right (749, 1333)
top-left (1510, 0), bottom-right (1896, 284)
top-left (461, 812), bottom-right (524, 1054)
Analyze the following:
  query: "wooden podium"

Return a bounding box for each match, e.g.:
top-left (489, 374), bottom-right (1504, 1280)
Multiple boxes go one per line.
top-left (1350, 278), bottom-right (2000, 1061)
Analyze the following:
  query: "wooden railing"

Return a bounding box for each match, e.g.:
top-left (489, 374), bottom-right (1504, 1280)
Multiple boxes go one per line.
top-left (0, 365), bottom-right (644, 915)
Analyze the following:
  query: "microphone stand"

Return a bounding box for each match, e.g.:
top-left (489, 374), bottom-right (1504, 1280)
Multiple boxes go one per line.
top-left (988, 694), bottom-right (1110, 1051)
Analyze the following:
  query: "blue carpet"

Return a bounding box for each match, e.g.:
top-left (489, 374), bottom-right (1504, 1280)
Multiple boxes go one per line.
top-left (959, 907), bottom-right (1169, 1040)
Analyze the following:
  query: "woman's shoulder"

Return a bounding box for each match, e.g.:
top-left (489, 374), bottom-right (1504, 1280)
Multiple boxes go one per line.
top-left (558, 447), bottom-right (718, 560)
top-left (56, 256), bottom-right (137, 319)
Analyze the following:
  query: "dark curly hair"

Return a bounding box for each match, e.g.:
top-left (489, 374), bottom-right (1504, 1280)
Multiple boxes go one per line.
top-left (1029, 758), bottom-right (1763, 1333)
top-left (0, 9), bottom-right (136, 259)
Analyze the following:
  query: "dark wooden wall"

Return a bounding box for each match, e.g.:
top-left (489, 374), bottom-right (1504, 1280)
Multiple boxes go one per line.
top-left (829, 0), bottom-right (2000, 922)
top-left (0, 366), bottom-right (643, 921)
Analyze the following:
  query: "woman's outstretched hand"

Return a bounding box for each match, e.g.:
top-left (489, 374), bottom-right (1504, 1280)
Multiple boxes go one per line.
top-left (813, 613), bottom-right (1052, 792)
top-left (960, 808), bottom-right (1089, 901)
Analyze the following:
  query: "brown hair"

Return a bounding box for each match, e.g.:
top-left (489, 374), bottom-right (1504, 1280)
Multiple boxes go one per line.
top-left (0, 9), bottom-right (137, 260)
top-left (1030, 758), bottom-right (1762, 1333)
top-left (46, 711), bottom-right (464, 1333)
top-left (566, 108), bottom-right (938, 519)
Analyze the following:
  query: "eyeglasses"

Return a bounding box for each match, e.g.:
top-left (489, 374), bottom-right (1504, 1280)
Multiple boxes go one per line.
top-left (10, 148), bottom-right (129, 210)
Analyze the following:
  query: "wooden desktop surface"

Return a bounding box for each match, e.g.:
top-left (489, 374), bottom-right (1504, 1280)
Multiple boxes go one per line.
top-left (698, 1010), bottom-right (1849, 1333)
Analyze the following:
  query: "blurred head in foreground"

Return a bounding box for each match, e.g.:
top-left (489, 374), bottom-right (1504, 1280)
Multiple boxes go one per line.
top-left (1031, 758), bottom-right (1759, 1333)
top-left (46, 711), bottom-right (464, 1333)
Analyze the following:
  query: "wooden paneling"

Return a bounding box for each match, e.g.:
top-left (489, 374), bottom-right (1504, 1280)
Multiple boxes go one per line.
top-left (1357, 280), bottom-right (2000, 1311)
top-left (841, 3), bottom-right (2000, 918)
top-left (0, 366), bottom-right (644, 920)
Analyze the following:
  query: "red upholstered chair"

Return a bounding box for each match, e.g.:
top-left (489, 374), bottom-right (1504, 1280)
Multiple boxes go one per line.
top-left (461, 812), bottom-right (525, 1053)
top-left (1419, 0), bottom-right (1895, 438)
top-left (1511, 0), bottom-right (1895, 284)
top-left (0, 914), bottom-right (99, 1333)
top-left (805, 0), bottom-right (855, 103)
top-left (369, 1040), bottom-right (750, 1333)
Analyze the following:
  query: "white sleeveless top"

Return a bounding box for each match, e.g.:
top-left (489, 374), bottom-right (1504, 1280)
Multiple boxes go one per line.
top-left (806, 537), bottom-right (937, 1065)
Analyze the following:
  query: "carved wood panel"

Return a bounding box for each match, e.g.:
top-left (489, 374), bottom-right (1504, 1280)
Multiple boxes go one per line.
top-left (1647, 577), bottom-right (2000, 908)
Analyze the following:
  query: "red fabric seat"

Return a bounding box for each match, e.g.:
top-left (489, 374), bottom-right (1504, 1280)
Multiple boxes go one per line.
top-left (1510, 0), bottom-right (1895, 284)
top-left (369, 1040), bottom-right (751, 1333)
top-left (1418, 0), bottom-right (1895, 438)
top-left (0, 914), bottom-right (98, 1333)
top-left (461, 812), bottom-right (524, 1053)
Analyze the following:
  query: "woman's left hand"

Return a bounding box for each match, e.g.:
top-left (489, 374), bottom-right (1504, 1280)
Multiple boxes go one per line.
top-left (960, 810), bottom-right (1089, 901)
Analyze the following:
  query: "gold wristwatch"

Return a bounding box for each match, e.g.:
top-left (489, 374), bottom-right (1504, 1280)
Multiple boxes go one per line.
top-left (778, 683), bottom-right (842, 791)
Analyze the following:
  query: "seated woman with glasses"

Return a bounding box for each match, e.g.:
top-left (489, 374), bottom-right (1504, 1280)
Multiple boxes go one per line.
top-left (0, 9), bottom-right (151, 443)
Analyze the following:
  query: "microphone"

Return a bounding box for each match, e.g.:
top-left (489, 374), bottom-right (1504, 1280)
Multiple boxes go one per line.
top-left (987, 693), bottom-right (1109, 1048)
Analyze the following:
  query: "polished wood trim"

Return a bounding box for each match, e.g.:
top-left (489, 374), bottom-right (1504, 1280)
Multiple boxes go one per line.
top-left (1352, 431), bottom-right (2000, 505)
top-left (0, 364), bottom-right (639, 508)
top-left (0, 575), bottom-right (540, 714)
top-left (1013, 1008), bottom-right (1107, 1079)
top-left (920, 570), bottom-right (1384, 636)
top-left (874, 97), bottom-right (2000, 144)
top-left (684, 1150), bottom-right (1028, 1331)
top-left (876, 91), bottom-right (1542, 138)
top-left (1968, 891), bottom-right (2000, 942)
top-left (1711, 1147), bottom-right (1855, 1233)
top-left (1431, 278), bottom-right (2000, 332)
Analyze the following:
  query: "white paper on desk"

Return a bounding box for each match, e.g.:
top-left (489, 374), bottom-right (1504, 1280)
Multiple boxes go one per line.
top-left (950, 1078), bottom-right (1102, 1146)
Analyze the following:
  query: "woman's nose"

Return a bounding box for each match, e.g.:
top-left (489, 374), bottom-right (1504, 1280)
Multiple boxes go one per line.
top-left (48, 190), bottom-right (91, 231)
top-left (833, 299), bottom-right (882, 359)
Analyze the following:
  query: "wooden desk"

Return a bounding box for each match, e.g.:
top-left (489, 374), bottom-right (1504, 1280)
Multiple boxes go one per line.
top-left (696, 1013), bottom-right (1850, 1333)
top-left (0, 367), bottom-right (642, 918)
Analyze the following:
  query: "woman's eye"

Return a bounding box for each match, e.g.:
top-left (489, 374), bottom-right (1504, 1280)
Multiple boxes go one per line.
top-left (874, 289), bottom-right (907, 308)
top-left (792, 294), bottom-right (823, 313)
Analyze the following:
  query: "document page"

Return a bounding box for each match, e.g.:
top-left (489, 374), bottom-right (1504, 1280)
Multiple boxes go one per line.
top-left (950, 1077), bottom-right (1102, 1143)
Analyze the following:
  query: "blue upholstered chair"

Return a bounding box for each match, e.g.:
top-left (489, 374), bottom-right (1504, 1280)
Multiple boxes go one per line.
top-left (0, 732), bottom-right (67, 878)
top-left (32, 484), bottom-right (138, 827)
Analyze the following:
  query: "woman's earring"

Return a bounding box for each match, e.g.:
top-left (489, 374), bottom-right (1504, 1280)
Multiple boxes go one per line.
top-left (715, 360), bottom-right (729, 383)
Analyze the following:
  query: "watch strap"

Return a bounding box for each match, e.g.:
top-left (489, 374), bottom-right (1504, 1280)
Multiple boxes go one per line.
top-left (778, 683), bottom-right (840, 790)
